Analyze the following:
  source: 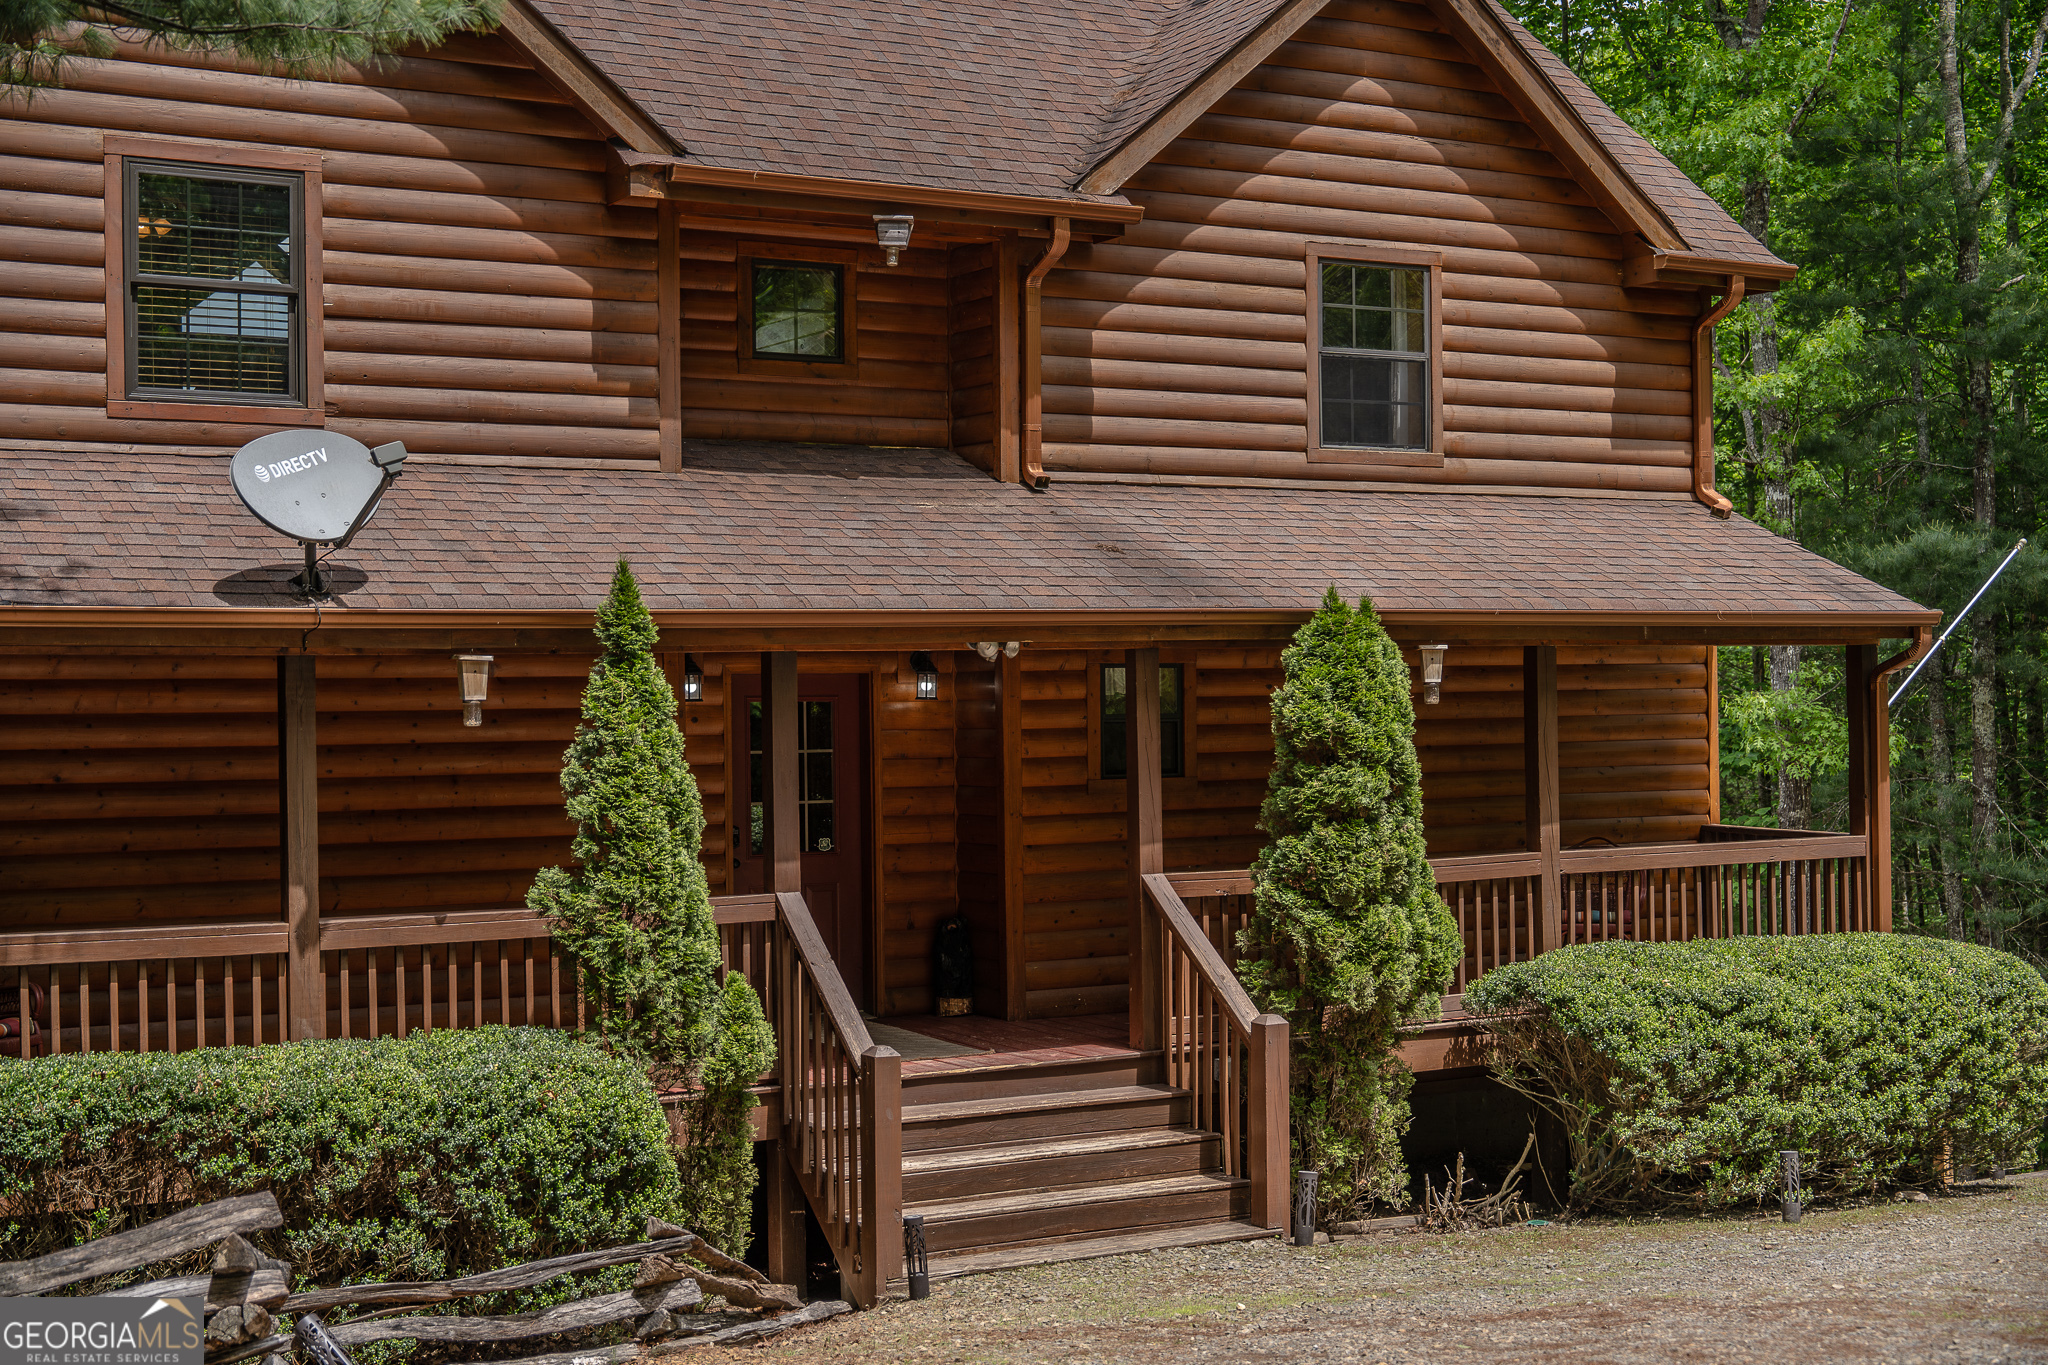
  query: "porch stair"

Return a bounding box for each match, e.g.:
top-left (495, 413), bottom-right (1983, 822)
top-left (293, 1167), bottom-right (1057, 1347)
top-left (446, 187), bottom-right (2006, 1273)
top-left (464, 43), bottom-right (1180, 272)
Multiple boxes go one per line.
top-left (889, 1048), bottom-right (1273, 1286)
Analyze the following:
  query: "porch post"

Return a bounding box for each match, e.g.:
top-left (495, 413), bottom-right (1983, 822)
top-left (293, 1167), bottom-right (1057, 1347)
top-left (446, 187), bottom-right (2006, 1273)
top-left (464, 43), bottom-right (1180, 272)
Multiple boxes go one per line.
top-left (1000, 651), bottom-right (1027, 1020)
top-left (279, 655), bottom-right (323, 1040)
top-left (1126, 647), bottom-right (1164, 1051)
top-left (762, 652), bottom-right (801, 894)
top-left (1847, 643), bottom-right (1893, 931)
top-left (1522, 646), bottom-right (1562, 953)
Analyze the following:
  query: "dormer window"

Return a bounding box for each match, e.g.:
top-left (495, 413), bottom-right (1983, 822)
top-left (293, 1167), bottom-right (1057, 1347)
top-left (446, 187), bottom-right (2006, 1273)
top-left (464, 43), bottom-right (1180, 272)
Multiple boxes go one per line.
top-left (737, 240), bottom-right (861, 378)
top-left (752, 261), bottom-right (843, 360)
top-left (1305, 242), bottom-right (1444, 467)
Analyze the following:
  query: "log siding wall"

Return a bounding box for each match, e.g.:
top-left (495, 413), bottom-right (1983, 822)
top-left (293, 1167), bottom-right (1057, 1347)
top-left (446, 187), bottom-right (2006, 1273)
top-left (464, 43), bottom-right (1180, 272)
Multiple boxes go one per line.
top-left (1039, 0), bottom-right (1699, 492)
top-left (1, 33), bottom-right (667, 461)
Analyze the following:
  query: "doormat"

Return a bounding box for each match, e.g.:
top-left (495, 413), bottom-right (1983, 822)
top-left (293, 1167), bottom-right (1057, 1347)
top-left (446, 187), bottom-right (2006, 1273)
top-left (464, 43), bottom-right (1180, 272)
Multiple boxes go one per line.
top-left (865, 1021), bottom-right (989, 1061)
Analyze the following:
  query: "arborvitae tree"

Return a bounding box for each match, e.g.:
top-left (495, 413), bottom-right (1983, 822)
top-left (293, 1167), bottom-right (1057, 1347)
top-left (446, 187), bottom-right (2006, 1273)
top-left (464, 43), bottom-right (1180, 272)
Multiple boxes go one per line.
top-left (3, 0), bottom-right (501, 87)
top-left (529, 560), bottom-right (772, 1249)
top-left (1238, 588), bottom-right (1461, 1221)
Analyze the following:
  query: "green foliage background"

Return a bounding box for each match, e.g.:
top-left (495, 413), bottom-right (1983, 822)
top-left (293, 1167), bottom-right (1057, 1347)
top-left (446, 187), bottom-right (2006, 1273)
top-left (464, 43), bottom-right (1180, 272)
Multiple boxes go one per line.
top-left (528, 562), bottom-right (771, 1252)
top-left (0, 1027), bottom-right (682, 1283)
top-left (1502, 0), bottom-right (2048, 967)
top-left (1, 0), bottom-right (501, 88)
top-left (1239, 589), bottom-right (1461, 1220)
top-left (1467, 936), bottom-right (2048, 1210)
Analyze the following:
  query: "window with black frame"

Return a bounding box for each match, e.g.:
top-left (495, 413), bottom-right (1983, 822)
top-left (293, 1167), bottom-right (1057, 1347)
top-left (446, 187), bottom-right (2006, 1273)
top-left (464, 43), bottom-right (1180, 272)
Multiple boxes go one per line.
top-left (1101, 663), bottom-right (1185, 779)
top-left (750, 260), bottom-right (845, 360)
top-left (126, 161), bottom-right (302, 403)
top-left (1318, 261), bottom-right (1427, 450)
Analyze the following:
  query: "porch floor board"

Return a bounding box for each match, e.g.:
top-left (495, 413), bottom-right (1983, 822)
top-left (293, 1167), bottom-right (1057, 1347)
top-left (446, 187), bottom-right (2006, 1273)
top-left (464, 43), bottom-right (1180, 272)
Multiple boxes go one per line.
top-left (875, 1012), bottom-right (1135, 1075)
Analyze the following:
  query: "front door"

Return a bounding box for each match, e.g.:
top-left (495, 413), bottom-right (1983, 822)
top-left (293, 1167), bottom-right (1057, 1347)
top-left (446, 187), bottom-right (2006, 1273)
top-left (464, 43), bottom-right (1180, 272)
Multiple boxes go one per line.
top-left (731, 672), bottom-right (868, 1008)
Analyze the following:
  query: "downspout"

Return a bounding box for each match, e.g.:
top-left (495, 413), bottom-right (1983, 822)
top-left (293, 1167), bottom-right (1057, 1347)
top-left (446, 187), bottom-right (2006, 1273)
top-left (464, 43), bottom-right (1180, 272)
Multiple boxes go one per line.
top-left (1690, 274), bottom-right (1745, 518)
top-left (1021, 216), bottom-right (1072, 491)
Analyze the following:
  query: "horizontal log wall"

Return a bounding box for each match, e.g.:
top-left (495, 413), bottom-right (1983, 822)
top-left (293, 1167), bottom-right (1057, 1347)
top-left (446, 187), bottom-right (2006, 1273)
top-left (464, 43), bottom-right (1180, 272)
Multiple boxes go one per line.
top-left (1410, 643), bottom-right (1713, 855)
top-left (678, 239), bottom-right (951, 449)
top-left (0, 655), bottom-right (281, 928)
top-left (0, 650), bottom-right (731, 932)
top-left (1040, 0), bottom-right (1696, 491)
top-left (0, 33), bottom-right (662, 459)
top-left (948, 243), bottom-right (1000, 471)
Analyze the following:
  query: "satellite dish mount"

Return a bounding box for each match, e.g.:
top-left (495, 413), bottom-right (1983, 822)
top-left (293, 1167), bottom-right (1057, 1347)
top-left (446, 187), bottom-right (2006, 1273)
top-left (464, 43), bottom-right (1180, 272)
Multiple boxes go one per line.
top-left (228, 433), bottom-right (408, 596)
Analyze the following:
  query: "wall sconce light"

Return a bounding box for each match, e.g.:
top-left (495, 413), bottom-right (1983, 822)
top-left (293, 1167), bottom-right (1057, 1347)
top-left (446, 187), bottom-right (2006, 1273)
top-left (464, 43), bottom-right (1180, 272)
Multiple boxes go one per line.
top-left (1418, 644), bottom-right (1448, 705)
top-left (909, 651), bottom-right (939, 700)
top-left (681, 654), bottom-right (704, 703)
top-left (456, 654), bottom-right (494, 726)
top-left (874, 213), bottom-right (914, 266)
top-left (972, 641), bottom-right (1022, 662)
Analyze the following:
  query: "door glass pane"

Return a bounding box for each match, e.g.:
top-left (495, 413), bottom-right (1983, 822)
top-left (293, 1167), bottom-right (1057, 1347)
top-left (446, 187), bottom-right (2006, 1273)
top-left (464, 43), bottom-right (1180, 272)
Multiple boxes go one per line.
top-left (1100, 665), bottom-right (1127, 779)
top-left (799, 700), bottom-right (835, 853)
top-left (1160, 664), bottom-right (1184, 779)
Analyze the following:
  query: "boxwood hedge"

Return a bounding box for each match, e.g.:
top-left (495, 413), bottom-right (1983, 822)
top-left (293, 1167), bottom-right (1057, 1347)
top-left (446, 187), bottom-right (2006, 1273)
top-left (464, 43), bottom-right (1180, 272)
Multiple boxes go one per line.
top-left (0, 1026), bottom-right (685, 1286)
top-left (1465, 934), bottom-right (2048, 1212)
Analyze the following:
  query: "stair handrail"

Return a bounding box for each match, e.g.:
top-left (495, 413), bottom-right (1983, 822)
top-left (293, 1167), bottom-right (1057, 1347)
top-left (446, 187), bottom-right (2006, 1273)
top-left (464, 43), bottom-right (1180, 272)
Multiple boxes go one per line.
top-left (1139, 873), bottom-right (1289, 1234)
top-left (769, 891), bottom-right (900, 1310)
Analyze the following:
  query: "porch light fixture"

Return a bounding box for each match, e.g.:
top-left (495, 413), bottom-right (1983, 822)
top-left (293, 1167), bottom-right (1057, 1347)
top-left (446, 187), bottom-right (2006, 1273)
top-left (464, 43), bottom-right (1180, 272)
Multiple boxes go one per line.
top-left (1418, 644), bottom-right (1448, 705)
top-left (456, 654), bottom-right (494, 727)
top-left (681, 654), bottom-right (704, 703)
top-left (972, 641), bottom-right (1022, 662)
top-left (874, 214), bottom-right (914, 266)
top-left (909, 652), bottom-right (939, 700)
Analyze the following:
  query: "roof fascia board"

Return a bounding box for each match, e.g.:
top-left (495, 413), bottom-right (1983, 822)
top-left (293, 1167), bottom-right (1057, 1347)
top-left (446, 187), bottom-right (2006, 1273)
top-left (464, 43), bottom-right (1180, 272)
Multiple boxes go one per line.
top-left (494, 1), bottom-right (678, 155)
top-left (1421, 0), bottom-right (1687, 255)
top-left (612, 158), bottom-right (1143, 228)
top-left (1078, 0), bottom-right (1331, 196)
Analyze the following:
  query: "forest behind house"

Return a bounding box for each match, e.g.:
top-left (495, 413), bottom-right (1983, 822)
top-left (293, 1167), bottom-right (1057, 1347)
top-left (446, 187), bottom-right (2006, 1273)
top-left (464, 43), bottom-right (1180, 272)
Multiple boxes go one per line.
top-left (1504, 0), bottom-right (2048, 966)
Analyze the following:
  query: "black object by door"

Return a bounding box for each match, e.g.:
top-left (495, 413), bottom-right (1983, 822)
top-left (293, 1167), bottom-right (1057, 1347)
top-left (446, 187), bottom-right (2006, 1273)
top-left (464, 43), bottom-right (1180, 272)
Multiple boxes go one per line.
top-left (731, 672), bottom-right (868, 1008)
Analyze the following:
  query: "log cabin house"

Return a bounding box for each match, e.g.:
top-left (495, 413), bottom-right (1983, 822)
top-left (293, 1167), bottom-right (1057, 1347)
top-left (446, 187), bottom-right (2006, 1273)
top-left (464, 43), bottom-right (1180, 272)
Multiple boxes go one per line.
top-left (1, 0), bottom-right (1937, 1303)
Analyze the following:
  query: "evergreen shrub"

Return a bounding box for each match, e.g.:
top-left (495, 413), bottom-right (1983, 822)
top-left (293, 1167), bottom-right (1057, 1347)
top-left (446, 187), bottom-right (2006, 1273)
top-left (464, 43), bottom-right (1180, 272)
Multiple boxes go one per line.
top-left (0, 1027), bottom-right (682, 1283)
top-left (1238, 588), bottom-right (1461, 1220)
top-left (528, 561), bottom-right (771, 1250)
top-left (1467, 935), bottom-right (2048, 1211)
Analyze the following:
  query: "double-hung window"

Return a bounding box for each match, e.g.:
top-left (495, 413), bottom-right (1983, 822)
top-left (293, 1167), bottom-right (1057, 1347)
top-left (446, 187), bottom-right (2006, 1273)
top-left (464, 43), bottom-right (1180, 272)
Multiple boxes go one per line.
top-left (105, 138), bottom-right (323, 424)
top-left (1306, 243), bottom-right (1443, 466)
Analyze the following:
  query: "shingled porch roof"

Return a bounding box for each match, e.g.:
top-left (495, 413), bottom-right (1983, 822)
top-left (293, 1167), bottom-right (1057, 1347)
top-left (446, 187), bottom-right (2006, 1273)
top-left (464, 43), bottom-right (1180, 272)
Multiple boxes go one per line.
top-left (0, 444), bottom-right (1932, 636)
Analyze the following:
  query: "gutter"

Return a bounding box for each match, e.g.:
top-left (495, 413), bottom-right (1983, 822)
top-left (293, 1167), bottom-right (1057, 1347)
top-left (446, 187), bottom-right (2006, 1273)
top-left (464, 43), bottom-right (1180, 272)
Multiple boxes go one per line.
top-left (1021, 216), bottom-right (1072, 491)
top-left (1690, 276), bottom-right (1745, 519)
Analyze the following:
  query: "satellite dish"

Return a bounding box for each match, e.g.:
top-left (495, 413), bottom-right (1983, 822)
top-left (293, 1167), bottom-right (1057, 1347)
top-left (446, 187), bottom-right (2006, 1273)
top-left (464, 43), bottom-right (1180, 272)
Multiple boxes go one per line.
top-left (229, 431), bottom-right (406, 594)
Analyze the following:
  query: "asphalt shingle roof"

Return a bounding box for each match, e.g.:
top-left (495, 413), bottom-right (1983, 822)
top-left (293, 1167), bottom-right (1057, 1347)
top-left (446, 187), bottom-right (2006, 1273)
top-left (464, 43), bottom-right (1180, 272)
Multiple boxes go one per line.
top-left (0, 444), bottom-right (1927, 621)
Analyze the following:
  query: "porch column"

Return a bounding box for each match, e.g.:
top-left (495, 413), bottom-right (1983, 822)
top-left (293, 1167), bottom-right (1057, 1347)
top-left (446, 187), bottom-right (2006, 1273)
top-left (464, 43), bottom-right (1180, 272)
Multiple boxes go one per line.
top-left (279, 655), bottom-right (323, 1040)
top-left (1126, 647), bottom-right (1163, 1050)
top-left (1846, 643), bottom-right (1890, 929)
top-left (1522, 646), bottom-right (1562, 953)
top-left (762, 652), bottom-right (801, 893)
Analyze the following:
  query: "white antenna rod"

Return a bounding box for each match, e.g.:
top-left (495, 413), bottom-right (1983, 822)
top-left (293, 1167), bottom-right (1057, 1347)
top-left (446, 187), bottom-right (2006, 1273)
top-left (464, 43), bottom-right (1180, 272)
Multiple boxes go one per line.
top-left (1888, 537), bottom-right (2028, 707)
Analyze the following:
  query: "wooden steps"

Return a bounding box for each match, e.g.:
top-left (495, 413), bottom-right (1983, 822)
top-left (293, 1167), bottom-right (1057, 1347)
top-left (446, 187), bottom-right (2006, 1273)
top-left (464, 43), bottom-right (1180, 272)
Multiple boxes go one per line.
top-left (905, 1219), bottom-right (1275, 1284)
top-left (891, 1050), bottom-right (1272, 1280)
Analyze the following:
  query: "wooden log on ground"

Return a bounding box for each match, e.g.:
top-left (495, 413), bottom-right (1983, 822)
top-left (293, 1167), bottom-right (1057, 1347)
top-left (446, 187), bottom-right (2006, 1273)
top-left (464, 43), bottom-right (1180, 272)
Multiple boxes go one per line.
top-left (281, 1233), bottom-right (704, 1313)
top-left (0, 1192), bottom-right (283, 1296)
top-left (656, 1300), bottom-right (853, 1349)
top-left (322, 1279), bottom-right (702, 1346)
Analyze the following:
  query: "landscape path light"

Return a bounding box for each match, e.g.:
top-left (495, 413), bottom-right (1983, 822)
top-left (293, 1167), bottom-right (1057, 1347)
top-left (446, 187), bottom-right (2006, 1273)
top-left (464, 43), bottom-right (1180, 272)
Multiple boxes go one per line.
top-left (456, 654), bottom-right (494, 727)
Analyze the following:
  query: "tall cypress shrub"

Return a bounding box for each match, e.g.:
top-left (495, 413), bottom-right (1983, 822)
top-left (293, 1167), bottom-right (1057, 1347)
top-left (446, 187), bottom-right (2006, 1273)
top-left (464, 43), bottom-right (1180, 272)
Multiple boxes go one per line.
top-left (1239, 588), bottom-right (1461, 1221)
top-left (528, 560), bottom-right (772, 1249)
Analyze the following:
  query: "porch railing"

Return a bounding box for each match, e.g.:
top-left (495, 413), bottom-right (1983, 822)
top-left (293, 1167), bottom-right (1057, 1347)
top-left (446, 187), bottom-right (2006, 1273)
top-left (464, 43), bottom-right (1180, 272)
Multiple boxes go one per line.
top-left (1143, 873), bottom-right (1288, 1232)
top-left (756, 889), bottom-right (900, 1310)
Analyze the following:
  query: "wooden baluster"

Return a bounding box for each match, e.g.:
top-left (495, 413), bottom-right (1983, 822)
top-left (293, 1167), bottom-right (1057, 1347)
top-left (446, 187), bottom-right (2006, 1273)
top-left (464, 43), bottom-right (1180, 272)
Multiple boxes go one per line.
top-left (45, 965), bottom-right (62, 1056)
top-left (396, 945), bottom-right (410, 1039)
top-left (336, 950), bottom-right (349, 1040)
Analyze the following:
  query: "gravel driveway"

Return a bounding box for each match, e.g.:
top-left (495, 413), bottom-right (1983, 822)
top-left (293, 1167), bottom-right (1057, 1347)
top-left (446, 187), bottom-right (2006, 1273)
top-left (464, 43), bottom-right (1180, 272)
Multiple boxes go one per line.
top-left (762, 1175), bottom-right (2048, 1364)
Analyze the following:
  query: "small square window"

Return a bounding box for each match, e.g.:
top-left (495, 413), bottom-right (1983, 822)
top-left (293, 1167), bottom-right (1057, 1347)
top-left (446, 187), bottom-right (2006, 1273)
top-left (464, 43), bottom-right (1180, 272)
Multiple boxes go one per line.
top-left (751, 260), bottom-right (844, 361)
top-left (125, 160), bottom-right (306, 405)
top-left (1101, 663), bottom-right (1184, 779)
